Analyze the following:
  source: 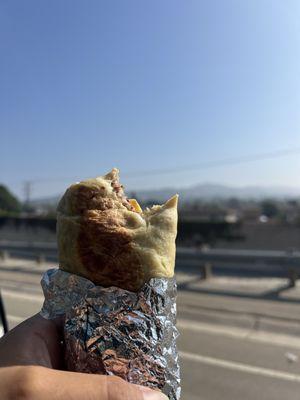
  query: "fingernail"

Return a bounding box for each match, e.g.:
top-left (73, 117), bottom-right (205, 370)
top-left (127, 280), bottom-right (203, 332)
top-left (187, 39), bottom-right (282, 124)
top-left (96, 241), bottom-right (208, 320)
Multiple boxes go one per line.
top-left (137, 385), bottom-right (168, 400)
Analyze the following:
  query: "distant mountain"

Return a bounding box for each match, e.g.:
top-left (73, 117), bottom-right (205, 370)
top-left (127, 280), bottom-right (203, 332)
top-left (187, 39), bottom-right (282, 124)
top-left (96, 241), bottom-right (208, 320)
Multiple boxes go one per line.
top-left (30, 183), bottom-right (300, 208)
top-left (133, 184), bottom-right (300, 203)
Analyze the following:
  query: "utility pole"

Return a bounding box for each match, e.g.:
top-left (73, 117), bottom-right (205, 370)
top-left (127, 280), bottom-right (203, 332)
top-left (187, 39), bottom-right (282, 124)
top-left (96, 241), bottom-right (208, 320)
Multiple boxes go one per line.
top-left (23, 181), bottom-right (33, 209)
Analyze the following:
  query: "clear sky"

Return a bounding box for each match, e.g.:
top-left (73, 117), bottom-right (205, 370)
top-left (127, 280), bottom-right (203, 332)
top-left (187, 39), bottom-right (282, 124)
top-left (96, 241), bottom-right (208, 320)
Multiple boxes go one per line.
top-left (1, 0), bottom-right (300, 200)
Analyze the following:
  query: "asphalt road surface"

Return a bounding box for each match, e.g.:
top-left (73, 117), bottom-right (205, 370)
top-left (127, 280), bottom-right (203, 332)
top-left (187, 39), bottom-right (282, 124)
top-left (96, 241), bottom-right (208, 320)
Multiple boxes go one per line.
top-left (1, 258), bottom-right (300, 399)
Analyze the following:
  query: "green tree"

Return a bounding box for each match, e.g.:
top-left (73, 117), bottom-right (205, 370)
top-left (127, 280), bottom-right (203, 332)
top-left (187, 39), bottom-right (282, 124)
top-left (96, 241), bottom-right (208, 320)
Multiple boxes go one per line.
top-left (261, 199), bottom-right (279, 218)
top-left (0, 185), bottom-right (21, 214)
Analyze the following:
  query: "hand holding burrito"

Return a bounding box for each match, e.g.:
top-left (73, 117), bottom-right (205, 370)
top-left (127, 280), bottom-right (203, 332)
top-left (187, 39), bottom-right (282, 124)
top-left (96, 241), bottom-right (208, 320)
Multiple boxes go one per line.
top-left (40, 168), bottom-right (181, 400)
top-left (0, 315), bottom-right (168, 400)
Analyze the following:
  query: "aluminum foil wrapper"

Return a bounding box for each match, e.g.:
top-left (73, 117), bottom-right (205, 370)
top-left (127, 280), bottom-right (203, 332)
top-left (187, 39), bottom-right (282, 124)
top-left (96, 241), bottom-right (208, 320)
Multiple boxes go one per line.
top-left (40, 268), bottom-right (181, 400)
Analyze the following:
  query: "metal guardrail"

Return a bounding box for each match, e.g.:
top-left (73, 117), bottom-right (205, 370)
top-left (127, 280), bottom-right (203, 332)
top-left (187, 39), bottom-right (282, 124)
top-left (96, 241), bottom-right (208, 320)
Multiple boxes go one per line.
top-left (0, 241), bottom-right (299, 285)
top-left (177, 247), bottom-right (300, 262)
top-left (0, 240), bottom-right (57, 249)
top-left (0, 241), bottom-right (58, 263)
top-left (176, 247), bottom-right (300, 285)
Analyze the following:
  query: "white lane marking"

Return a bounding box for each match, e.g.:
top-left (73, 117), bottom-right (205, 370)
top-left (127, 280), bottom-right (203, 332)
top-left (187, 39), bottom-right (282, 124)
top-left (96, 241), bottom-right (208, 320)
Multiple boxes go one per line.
top-left (4, 289), bottom-right (300, 350)
top-left (1, 289), bottom-right (44, 302)
top-left (7, 312), bottom-right (300, 353)
top-left (177, 319), bottom-right (300, 350)
top-left (6, 313), bottom-right (300, 384)
top-left (180, 351), bottom-right (300, 382)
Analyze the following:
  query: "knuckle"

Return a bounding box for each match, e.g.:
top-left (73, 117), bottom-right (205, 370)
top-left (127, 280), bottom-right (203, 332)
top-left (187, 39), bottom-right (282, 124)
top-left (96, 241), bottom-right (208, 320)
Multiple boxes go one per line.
top-left (13, 366), bottom-right (41, 400)
top-left (108, 375), bottom-right (124, 385)
top-left (106, 376), bottom-right (142, 400)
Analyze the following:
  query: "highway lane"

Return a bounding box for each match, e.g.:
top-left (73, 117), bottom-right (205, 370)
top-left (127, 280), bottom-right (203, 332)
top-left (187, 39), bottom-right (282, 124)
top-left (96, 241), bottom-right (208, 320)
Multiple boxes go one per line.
top-left (2, 261), bottom-right (300, 399)
top-left (181, 357), bottom-right (300, 400)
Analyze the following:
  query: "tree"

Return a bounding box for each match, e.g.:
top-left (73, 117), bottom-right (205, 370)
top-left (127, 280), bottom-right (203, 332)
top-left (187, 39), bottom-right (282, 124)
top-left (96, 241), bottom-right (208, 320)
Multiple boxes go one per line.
top-left (261, 199), bottom-right (279, 218)
top-left (0, 185), bottom-right (21, 214)
top-left (227, 197), bottom-right (241, 210)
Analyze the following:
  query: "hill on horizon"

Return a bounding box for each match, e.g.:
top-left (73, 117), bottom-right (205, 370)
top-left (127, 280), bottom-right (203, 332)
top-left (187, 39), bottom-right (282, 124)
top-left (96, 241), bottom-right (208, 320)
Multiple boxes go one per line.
top-left (29, 183), bottom-right (300, 207)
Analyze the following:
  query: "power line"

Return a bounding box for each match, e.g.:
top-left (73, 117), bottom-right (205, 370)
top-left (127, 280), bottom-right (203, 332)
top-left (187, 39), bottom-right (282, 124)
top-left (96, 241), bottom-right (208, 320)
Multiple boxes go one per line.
top-left (20, 146), bottom-right (300, 187)
top-left (122, 147), bottom-right (300, 178)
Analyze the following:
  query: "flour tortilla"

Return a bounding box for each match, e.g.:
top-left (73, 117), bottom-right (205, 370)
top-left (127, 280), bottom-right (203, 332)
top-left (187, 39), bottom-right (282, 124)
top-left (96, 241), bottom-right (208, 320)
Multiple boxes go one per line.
top-left (57, 168), bottom-right (178, 292)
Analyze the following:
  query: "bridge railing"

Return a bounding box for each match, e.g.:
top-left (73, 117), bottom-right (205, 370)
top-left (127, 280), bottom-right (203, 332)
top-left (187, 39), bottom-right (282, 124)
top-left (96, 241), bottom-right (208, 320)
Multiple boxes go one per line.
top-left (176, 247), bottom-right (300, 286)
top-left (1, 241), bottom-right (300, 286)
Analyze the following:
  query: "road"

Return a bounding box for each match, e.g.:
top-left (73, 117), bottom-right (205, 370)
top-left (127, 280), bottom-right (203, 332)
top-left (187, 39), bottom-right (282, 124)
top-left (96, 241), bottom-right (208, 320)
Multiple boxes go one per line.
top-left (1, 258), bottom-right (300, 399)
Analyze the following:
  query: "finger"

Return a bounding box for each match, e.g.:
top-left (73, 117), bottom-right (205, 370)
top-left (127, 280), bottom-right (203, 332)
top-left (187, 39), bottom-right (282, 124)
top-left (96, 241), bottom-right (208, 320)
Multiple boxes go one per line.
top-left (0, 314), bottom-right (63, 369)
top-left (106, 376), bottom-right (169, 400)
top-left (25, 366), bottom-right (168, 400)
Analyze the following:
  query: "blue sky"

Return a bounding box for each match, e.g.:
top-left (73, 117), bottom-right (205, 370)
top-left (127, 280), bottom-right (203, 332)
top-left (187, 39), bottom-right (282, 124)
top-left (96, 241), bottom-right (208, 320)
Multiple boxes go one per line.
top-left (1, 0), bottom-right (300, 199)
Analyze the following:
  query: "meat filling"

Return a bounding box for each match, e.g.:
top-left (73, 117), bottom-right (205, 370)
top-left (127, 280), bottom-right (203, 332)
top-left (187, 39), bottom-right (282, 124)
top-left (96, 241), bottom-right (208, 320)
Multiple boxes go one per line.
top-left (111, 179), bottom-right (135, 212)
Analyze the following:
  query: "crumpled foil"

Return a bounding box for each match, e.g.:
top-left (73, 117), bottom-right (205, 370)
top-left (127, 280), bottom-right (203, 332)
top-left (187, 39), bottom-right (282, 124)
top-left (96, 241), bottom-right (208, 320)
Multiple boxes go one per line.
top-left (40, 268), bottom-right (181, 400)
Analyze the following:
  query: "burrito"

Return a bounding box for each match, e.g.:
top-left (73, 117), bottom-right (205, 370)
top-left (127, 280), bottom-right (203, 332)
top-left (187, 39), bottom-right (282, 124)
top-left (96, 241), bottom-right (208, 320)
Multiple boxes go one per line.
top-left (57, 168), bottom-right (178, 292)
top-left (40, 168), bottom-right (181, 399)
